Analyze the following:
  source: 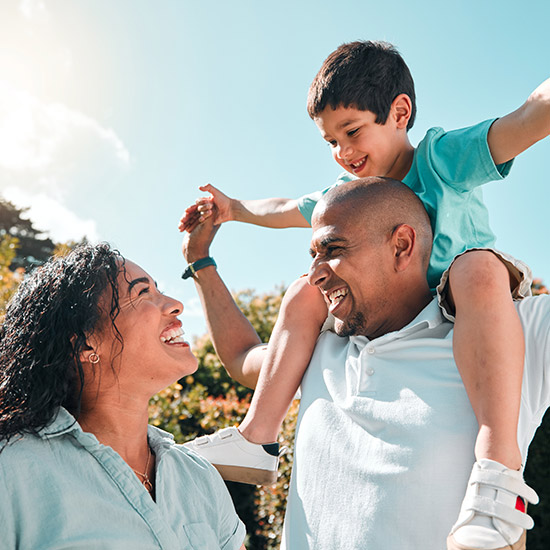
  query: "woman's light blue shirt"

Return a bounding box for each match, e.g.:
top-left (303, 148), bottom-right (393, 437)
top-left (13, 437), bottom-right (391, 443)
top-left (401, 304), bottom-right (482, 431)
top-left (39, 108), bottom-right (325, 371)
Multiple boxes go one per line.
top-left (0, 408), bottom-right (246, 550)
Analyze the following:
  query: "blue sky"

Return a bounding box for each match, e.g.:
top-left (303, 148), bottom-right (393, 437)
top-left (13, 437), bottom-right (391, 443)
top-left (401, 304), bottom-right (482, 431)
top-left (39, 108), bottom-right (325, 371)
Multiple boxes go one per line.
top-left (0, 0), bottom-right (549, 339)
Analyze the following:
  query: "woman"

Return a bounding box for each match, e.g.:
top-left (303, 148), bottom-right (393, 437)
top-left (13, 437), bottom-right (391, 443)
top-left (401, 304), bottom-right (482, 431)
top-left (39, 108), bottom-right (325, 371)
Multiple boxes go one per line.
top-left (0, 243), bottom-right (246, 550)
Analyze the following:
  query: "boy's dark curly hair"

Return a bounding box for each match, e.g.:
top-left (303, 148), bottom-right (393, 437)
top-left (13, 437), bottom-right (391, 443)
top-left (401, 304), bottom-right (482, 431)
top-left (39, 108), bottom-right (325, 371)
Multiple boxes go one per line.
top-left (307, 40), bottom-right (417, 130)
top-left (0, 243), bottom-right (124, 442)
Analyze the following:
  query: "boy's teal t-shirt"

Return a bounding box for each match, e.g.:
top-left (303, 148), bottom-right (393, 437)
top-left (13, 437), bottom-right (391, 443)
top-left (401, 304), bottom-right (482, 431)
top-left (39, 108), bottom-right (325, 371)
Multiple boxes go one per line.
top-left (297, 118), bottom-right (512, 290)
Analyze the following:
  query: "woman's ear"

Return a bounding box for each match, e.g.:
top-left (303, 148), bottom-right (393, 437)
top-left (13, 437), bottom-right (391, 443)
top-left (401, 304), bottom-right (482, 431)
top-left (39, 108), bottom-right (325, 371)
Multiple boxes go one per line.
top-left (81, 350), bottom-right (101, 365)
top-left (392, 224), bottom-right (416, 271)
top-left (73, 335), bottom-right (101, 366)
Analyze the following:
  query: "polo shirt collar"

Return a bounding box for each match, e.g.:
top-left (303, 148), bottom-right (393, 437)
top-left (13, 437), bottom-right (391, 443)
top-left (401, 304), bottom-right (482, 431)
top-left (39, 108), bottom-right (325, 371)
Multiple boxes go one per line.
top-left (349, 297), bottom-right (445, 348)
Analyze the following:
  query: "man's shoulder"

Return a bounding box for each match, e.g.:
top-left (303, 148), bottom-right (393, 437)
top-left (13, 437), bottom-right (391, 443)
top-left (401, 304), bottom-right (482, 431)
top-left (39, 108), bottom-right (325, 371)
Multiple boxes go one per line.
top-left (517, 294), bottom-right (550, 332)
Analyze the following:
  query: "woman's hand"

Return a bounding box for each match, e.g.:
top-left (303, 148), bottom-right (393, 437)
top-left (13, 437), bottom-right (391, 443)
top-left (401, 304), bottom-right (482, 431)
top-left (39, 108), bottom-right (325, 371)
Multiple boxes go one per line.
top-left (182, 203), bottom-right (221, 264)
top-left (179, 184), bottom-right (234, 233)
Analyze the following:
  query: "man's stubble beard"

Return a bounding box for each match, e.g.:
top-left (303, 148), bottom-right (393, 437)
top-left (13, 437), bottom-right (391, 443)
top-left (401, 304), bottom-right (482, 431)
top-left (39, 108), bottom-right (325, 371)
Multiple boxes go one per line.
top-left (334, 311), bottom-right (367, 338)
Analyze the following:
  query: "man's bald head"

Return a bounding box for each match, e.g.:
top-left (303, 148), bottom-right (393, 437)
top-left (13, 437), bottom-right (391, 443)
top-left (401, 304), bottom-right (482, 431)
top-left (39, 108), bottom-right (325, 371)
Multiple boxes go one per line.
top-left (313, 177), bottom-right (433, 272)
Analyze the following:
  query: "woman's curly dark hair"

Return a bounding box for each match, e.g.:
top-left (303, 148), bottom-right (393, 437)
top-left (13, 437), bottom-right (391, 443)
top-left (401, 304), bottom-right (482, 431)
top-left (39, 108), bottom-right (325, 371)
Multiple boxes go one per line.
top-left (0, 243), bottom-right (124, 442)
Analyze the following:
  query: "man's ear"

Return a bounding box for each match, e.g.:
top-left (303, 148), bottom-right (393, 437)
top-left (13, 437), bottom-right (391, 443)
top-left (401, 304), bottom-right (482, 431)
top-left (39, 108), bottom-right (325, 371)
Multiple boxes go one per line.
top-left (392, 224), bottom-right (416, 271)
top-left (391, 94), bottom-right (412, 130)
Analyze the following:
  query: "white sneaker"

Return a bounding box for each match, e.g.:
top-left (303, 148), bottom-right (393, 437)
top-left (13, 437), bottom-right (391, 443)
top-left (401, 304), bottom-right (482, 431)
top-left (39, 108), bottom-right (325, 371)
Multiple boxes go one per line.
top-left (184, 427), bottom-right (283, 485)
top-left (447, 459), bottom-right (539, 550)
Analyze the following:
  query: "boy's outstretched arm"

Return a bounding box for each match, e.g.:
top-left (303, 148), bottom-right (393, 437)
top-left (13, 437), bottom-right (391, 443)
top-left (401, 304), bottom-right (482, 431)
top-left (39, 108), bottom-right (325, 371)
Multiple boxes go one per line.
top-left (182, 210), bottom-right (267, 389)
top-left (488, 77), bottom-right (550, 164)
top-left (179, 183), bottom-right (310, 232)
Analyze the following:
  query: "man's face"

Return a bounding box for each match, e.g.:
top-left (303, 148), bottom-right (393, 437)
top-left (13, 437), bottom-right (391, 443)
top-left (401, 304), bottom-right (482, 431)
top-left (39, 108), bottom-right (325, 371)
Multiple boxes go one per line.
top-left (308, 204), bottom-right (394, 339)
top-left (314, 105), bottom-right (403, 179)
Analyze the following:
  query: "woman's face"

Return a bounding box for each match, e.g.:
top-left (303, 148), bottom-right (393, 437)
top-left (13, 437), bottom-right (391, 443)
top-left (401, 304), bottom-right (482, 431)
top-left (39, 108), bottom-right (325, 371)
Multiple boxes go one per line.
top-left (92, 259), bottom-right (198, 395)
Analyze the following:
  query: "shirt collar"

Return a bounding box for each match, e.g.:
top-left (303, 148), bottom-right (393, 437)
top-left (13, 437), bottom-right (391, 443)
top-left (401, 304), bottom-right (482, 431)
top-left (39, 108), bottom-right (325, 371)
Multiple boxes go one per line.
top-left (38, 407), bottom-right (177, 457)
top-left (38, 407), bottom-right (81, 439)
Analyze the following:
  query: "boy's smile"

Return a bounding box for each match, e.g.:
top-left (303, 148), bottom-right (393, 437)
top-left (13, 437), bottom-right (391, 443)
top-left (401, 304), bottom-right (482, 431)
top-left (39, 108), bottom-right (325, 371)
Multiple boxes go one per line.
top-left (314, 101), bottom-right (414, 181)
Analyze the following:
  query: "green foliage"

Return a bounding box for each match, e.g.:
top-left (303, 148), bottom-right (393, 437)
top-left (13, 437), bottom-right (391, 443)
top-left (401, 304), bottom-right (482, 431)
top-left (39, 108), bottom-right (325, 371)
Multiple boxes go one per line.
top-left (0, 199), bottom-right (56, 270)
top-left (234, 287), bottom-right (285, 343)
top-left (178, 287), bottom-right (285, 400)
top-left (0, 235), bottom-right (24, 319)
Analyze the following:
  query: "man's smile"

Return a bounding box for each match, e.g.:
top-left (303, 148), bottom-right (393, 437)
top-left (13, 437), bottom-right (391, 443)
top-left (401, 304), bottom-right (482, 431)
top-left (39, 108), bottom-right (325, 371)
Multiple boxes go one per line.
top-left (327, 286), bottom-right (349, 314)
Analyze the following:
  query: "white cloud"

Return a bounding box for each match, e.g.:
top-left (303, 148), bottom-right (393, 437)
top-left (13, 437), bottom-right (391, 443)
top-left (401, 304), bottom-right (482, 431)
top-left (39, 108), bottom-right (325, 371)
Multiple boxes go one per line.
top-left (0, 81), bottom-right (130, 242)
top-left (0, 81), bottom-right (129, 177)
top-left (3, 188), bottom-right (99, 243)
top-left (19, 0), bottom-right (47, 19)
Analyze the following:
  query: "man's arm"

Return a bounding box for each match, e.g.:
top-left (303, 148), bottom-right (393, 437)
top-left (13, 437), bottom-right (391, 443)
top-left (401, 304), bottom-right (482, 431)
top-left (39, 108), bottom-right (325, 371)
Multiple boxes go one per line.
top-left (488, 77), bottom-right (550, 165)
top-left (182, 214), bottom-right (267, 388)
top-left (179, 184), bottom-right (310, 233)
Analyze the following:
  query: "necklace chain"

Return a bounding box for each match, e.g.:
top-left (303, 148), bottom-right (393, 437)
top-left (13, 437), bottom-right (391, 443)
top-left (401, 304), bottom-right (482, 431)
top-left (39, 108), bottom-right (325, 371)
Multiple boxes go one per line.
top-left (132, 445), bottom-right (153, 493)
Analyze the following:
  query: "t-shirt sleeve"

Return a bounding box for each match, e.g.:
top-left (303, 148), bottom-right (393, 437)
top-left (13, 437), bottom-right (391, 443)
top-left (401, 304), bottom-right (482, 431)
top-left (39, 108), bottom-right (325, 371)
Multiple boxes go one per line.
top-left (296, 172), bottom-right (357, 224)
top-left (421, 119), bottom-right (514, 193)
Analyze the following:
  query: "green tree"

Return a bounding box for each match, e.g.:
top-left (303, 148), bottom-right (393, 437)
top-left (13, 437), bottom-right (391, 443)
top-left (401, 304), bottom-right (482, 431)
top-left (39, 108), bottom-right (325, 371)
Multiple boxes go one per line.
top-left (0, 235), bottom-right (24, 319)
top-left (0, 199), bottom-right (56, 271)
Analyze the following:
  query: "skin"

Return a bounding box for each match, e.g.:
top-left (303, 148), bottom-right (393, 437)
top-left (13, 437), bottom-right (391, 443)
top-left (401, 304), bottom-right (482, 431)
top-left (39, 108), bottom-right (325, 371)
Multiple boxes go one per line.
top-left (180, 78), bottom-right (550, 466)
top-left (308, 199), bottom-right (432, 339)
top-left (181, 188), bottom-right (432, 384)
top-left (313, 95), bottom-right (415, 182)
top-left (78, 260), bottom-right (198, 498)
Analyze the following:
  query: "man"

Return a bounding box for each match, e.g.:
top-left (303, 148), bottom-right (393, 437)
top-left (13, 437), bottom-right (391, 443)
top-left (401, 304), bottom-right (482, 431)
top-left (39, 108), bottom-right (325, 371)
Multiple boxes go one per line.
top-left (182, 177), bottom-right (548, 550)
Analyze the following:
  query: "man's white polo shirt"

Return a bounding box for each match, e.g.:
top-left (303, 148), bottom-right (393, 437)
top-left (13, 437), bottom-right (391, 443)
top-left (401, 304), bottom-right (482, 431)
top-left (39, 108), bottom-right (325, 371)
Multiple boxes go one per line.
top-left (283, 296), bottom-right (550, 550)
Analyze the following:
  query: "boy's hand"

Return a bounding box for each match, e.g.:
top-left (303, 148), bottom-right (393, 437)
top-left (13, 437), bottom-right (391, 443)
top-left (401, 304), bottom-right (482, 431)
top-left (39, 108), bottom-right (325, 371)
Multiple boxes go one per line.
top-left (179, 184), bottom-right (234, 233)
top-left (488, 77), bottom-right (550, 165)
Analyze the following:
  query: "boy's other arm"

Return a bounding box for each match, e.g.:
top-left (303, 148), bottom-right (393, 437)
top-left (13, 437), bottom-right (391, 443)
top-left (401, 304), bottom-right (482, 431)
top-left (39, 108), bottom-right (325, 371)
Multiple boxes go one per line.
top-left (182, 212), bottom-right (267, 389)
top-left (488, 78), bottom-right (550, 165)
top-left (179, 184), bottom-right (310, 232)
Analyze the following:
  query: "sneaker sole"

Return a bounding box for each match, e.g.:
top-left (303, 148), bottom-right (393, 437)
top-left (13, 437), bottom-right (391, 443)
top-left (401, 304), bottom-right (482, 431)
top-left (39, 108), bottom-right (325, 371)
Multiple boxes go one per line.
top-left (213, 464), bottom-right (278, 486)
top-left (447, 529), bottom-right (526, 550)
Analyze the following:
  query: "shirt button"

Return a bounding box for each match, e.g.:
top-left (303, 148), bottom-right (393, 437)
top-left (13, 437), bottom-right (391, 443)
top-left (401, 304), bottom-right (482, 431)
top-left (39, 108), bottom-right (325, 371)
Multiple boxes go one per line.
top-left (367, 347), bottom-right (375, 354)
top-left (366, 367), bottom-right (375, 376)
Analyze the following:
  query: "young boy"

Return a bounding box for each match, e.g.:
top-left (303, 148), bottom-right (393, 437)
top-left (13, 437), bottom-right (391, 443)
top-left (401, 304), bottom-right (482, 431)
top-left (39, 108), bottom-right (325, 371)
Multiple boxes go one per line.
top-left (180, 41), bottom-right (550, 550)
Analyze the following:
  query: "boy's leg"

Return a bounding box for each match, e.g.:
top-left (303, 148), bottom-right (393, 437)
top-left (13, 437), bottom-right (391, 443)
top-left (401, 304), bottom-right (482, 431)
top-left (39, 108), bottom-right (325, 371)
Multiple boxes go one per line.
top-left (239, 276), bottom-right (328, 443)
top-left (185, 276), bottom-right (328, 484)
top-left (446, 250), bottom-right (536, 549)
top-left (448, 250), bottom-right (523, 470)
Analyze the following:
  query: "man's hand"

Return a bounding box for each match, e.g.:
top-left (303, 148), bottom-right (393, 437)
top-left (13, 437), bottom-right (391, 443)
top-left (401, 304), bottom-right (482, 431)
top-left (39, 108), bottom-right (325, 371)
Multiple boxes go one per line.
top-left (179, 184), bottom-right (234, 233)
top-left (182, 204), bottom-right (221, 264)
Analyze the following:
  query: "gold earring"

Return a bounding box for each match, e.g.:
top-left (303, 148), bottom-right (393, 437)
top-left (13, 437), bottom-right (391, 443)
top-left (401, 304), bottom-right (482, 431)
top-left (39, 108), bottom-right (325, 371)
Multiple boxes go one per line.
top-left (89, 352), bottom-right (100, 364)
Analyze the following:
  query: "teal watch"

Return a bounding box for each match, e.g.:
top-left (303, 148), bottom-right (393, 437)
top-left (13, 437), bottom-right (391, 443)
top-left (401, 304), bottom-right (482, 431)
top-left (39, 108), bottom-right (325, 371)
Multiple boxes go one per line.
top-left (182, 256), bottom-right (217, 280)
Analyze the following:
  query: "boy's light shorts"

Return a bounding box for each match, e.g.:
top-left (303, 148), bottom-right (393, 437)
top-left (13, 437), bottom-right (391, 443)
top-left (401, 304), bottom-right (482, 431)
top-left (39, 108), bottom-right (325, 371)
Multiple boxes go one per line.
top-left (321, 248), bottom-right (532, 331)
top-left (436, 248), bottom-right (533, 322)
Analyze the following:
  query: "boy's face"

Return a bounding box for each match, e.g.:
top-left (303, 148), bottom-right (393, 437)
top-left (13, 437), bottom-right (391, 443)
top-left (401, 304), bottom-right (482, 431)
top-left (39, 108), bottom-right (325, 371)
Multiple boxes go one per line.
top-left (314, 105), bottom-right (407, 180)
